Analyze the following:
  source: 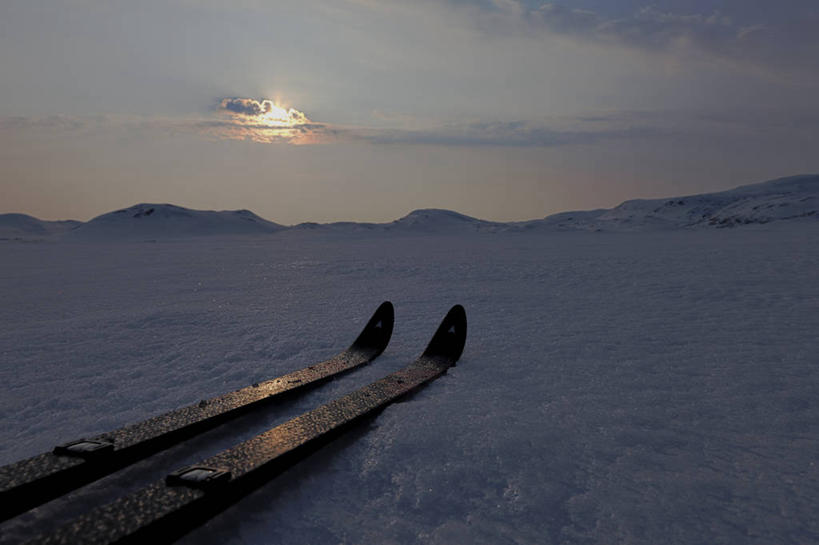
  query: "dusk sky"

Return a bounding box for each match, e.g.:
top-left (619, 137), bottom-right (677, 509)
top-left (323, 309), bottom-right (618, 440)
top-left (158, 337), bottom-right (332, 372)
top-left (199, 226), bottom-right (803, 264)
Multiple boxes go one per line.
top-left (1, 0), bottom-right (818, 224)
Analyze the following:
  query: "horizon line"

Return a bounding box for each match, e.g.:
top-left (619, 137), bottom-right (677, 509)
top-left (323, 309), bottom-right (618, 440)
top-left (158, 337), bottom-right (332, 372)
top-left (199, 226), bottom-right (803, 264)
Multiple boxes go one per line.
top-left (2, 173), bottom-right (817, 226)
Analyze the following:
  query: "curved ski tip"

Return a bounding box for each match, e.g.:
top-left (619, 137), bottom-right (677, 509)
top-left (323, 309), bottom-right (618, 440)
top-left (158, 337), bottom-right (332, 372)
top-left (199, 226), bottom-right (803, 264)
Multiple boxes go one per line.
top-left (350, 301), bottom-right (395, 357)
top-left (422, 304), bottom-right (467, 364)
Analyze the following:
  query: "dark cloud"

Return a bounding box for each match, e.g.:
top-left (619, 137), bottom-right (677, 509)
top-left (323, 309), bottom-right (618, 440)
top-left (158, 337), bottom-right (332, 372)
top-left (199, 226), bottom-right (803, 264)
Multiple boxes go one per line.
top-left (502, 2), bottom-right (819, 80)
top-left (219, 98), bottom-right (276, 117)
top-left (593, 7), bottom-right (733, 49)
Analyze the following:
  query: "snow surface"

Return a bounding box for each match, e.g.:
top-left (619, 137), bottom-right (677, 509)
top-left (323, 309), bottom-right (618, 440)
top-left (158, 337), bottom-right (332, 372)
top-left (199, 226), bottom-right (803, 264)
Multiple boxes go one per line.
top-left (1, 221), bottom-right (818, 544)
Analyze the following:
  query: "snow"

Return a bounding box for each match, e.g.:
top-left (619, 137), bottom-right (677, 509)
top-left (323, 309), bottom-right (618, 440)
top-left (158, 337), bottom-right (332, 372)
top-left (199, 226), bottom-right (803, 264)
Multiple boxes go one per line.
top-left (282, 175), bottom-right (819, 234)
top-left (0, 214), bottom-right (80, 239)
top-left (523, 174), bottom-right (819, 231)
top-left (388, 209), bottom-right (502, 233)
top-left (69, 203), bottom-right (283, 240)
top-left (292, 209), bottom-right (500, 235)
top-left (1, 220), bottom-right (818, 544)
top-left (6, 175), bottom-right (816, 242)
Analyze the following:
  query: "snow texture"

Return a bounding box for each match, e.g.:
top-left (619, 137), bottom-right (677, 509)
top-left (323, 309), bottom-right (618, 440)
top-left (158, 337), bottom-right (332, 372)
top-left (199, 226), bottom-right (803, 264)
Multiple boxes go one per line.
top-left (1, 176), bottom-right (818, 543)
top-left (1, 216), bottom-right (818, 544)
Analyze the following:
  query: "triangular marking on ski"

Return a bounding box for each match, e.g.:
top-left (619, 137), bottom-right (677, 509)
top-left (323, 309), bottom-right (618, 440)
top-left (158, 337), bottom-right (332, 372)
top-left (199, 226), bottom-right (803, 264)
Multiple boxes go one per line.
top-left (375, 320), bottom-right (382, 329)
top-left (448, 325), bottom-right (456, 334)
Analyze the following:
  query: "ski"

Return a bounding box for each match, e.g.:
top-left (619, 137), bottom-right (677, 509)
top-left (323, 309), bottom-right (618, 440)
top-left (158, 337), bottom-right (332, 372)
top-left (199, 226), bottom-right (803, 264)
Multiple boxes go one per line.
top-left (26, 305), bottom-right (466, 545)
top-left (0, 301), bottom-right (394, 522)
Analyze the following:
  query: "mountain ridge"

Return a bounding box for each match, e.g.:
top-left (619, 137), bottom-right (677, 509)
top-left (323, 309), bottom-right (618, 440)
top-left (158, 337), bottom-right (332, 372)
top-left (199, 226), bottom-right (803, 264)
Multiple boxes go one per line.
top-left (2, 175), bottom-right (816, 239)
top-left (0, 213), bottom-right (82, 239)
top-left (67, 203), bottom-right (284, 240)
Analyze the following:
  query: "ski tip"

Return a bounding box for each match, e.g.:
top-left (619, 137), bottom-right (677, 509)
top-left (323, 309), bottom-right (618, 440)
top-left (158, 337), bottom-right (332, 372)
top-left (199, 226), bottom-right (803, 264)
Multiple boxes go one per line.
top-left (421, 304), bottom-right (467, 364)
top-left (350, 301), bottom-right (395, 358)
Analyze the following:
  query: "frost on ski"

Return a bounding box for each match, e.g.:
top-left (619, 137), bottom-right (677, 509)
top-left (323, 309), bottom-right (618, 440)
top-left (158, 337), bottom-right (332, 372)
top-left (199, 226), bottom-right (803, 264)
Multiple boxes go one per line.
top-left (1, 206), bottom-right (818, 543)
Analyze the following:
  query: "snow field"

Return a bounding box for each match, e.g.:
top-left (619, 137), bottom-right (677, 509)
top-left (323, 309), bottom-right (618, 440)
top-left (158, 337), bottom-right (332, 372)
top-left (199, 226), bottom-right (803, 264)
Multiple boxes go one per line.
top-left (0, 225), bottom-right (817, 544)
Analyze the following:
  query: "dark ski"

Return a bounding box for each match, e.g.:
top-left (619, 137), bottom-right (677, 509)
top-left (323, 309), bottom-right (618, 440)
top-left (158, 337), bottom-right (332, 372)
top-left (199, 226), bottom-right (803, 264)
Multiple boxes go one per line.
top-left (27, 305), bottom-right (466, 545)
top-left (0, 302), bottom-right (394, 522)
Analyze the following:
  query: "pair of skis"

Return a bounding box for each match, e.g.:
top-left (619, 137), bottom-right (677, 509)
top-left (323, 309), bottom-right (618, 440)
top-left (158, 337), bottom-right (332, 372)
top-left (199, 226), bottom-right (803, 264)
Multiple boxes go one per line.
top-left (0, 302), bottom-right (467, 545)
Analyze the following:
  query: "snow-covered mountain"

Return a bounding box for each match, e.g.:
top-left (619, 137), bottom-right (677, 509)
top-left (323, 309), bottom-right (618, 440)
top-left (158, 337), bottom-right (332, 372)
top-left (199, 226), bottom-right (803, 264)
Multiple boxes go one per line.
top-left (296, 175), bottom-right (817, 234)
top-left (387, 209), bottom-right (502, 232)
top-left (3, 175), bottom-right (817, 240)
top-left (0, 214), bottom-right (81, 239)
top-left (69, 204), bottom-right (284, 240)
top-left (520, 174), bottom-right (818, 232)
top-left (292, 209), bottom-right (501, 234)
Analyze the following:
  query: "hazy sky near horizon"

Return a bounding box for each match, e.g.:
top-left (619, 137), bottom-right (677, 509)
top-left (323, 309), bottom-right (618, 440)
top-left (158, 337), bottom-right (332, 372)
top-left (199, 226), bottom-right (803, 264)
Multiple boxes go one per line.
top-left (1, 0), bottom-right (818, 223)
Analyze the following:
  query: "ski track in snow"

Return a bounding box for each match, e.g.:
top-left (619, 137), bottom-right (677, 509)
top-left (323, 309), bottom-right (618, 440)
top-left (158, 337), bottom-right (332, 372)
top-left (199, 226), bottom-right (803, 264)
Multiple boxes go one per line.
top-left (1, 226), bottom-right (818, 544)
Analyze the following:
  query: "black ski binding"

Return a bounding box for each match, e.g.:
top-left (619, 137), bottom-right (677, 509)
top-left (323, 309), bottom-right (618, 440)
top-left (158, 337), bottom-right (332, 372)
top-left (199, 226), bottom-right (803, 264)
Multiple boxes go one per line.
top-left (53, 439), bottom-right (114, 459)
top-left (166, 466), bottom-right (232, 489)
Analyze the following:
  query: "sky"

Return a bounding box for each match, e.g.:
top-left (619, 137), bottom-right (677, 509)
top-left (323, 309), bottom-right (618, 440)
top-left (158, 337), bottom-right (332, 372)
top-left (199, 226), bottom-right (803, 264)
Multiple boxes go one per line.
top-left (1, 0), bottom-right (818, 224)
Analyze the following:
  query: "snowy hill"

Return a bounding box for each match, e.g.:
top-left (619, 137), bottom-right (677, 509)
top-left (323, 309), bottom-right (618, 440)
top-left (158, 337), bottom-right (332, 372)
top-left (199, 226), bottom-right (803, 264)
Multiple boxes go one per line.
top-left (3, 175), bottom-right (817, 240)
top-left (523, 174), bottom-right (819, 231)
top-left (387, 209), bottom-right (502, 232)
top-left (291, 221), bottom-right (382, 233)
top-left (291, 175), bottom-right (818, 234)
top-left (513, 209), bottom-right (608, 231)
top-left (69, 204), bottom-right (284, 240)
top-left (292, 209), bottom-right (501, 234)
top-left (0, 214), bottom-right (81, 239)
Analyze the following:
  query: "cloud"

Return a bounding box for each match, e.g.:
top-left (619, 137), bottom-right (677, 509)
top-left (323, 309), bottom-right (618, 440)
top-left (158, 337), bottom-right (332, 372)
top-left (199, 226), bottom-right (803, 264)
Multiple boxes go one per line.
top-left (195, 120), bottom-right (338, 145)
top-left (0, 111), bottom-right (658, 148)
top-left (0, 115), bottom-right (87, 132)
top-left (5, 102), bottom-right (817, 151)
top-left (355, 118), bottom-right (666, 147)
top-left (211, 97), bottom-right (327, 144)
top-left (0, 108), bottom-right (334, 146)
top-left (480, 1), bottom-right (819, 81)
top-left (220, 97), bottom-right (272, 116)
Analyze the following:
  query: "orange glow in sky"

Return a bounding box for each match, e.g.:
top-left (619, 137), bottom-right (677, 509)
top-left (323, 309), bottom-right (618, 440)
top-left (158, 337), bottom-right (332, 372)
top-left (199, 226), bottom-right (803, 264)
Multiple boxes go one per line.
top-left (215, 98), bottom-right (320, 144)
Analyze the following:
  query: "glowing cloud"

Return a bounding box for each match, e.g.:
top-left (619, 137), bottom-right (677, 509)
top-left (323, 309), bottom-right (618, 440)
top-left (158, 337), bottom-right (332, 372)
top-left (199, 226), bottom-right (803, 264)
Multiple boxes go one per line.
top-left (212, 98), bottom-right (324, 144)
top-left (219, 98), bottom-right (309, 127)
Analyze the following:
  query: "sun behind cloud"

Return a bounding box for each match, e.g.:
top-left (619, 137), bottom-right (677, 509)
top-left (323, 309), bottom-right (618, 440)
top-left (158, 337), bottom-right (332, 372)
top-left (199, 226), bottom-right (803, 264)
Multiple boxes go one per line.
top-left (212, 97), bottom-right (324, 144)
top-left (220, 98), bottom-right (309, 127)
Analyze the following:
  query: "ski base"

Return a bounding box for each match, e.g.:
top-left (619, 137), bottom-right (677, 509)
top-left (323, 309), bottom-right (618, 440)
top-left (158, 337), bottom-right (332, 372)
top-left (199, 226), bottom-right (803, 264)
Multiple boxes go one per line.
top-left (27, 305), bottom-right (466, 545)
top-left (0, 302), bottom-right (394, 522)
